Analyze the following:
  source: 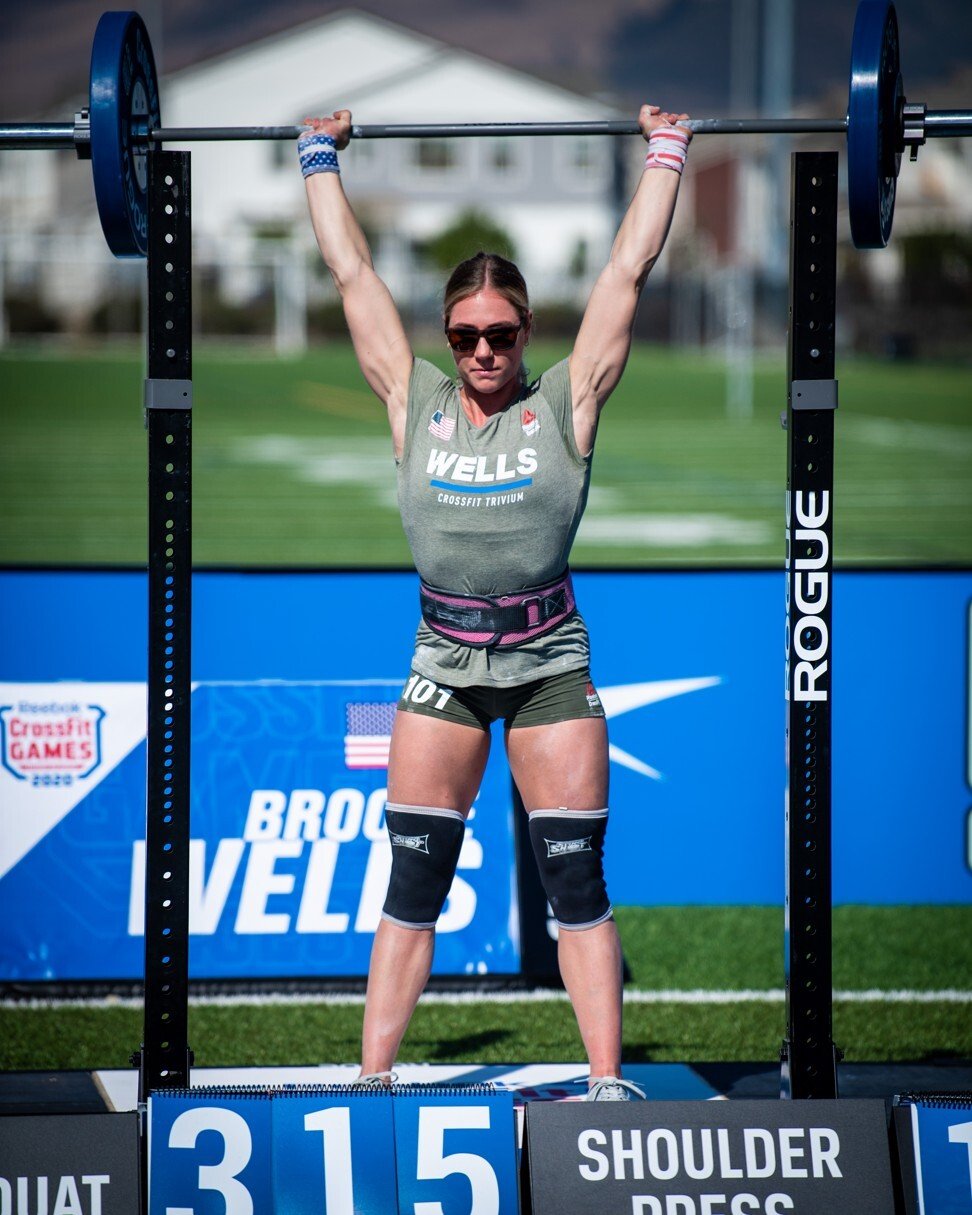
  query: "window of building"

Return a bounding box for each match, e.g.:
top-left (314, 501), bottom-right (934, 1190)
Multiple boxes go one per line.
top-left (490, 139), bottom-right (514, 174)
top-left (347, 139), bottom-right (378, 178)
top-left (411, 139), bottom-right (457, 173)
top-left (482, 138), bottom-right (527, 182)
top-left (554, 135), bottom-right (604, 190)
top-left (271, 139), bottom-right (290, 171)
top-left (571, 137), bottom-right (596, 174)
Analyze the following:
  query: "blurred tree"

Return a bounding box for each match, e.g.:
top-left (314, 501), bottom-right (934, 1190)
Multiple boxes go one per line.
top-left (419, 209), bottom-right (517, 271)
top-left (900, 230), bottom-right (972, 307)
top-left (251, 220), bottom-right (294, 242)
top-left (568, 237), bottom-right (589, 280)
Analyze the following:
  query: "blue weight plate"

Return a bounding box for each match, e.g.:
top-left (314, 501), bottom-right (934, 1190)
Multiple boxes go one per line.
top-left (847, 0), bottom-right (901, 249)
top-left (90, 11), bottom-right (160, 258)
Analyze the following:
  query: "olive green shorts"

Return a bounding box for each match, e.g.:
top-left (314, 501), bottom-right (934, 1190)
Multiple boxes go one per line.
top-left (397, 666), bottom-right (605, 732)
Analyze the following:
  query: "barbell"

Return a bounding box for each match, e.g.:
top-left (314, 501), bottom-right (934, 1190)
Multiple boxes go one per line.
top-left (1, 2), bottom-right (969, 258)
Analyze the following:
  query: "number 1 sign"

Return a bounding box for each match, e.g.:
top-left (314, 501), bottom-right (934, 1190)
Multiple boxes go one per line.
top-left (893, 1094), bottom-right (972, 1215)
top-left (272, 1089), bottom-right (398, 1214)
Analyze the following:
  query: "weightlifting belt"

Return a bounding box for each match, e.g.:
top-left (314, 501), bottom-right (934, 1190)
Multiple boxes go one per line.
top-left (419, 570), bottom-right (576, 650)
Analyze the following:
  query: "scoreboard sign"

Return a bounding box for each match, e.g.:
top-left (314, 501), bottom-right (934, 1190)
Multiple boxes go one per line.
top-left (149, 1085), bottom-right (518, 1214)
top-left (521, 1099), bottom-right (895, 1214)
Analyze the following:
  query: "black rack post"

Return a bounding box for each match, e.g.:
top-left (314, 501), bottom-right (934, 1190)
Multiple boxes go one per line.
top-left (781, 151), bottom-right (840, 1099)
top-left (134, 150), bottom-right (193, 1103)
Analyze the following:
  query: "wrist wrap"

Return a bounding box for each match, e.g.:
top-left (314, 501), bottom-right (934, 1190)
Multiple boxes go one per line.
top-left (298, 131), bottom-right (340, 178)
top-left (644, 124), bottom-right (690, 175)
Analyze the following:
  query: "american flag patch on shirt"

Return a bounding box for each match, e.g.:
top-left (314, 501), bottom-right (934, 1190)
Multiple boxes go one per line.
top-left (344, 701), bottom-right (397, 769)
top-left (429, 410), bottom-right (456, 440)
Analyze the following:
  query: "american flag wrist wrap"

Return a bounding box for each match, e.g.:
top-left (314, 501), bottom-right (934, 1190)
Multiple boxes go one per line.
top-left (643, 125), bottom-right (690, 175)
top-left (298, 132), bottom-right (341, 178)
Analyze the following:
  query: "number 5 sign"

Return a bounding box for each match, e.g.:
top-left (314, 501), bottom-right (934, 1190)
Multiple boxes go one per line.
top-left (148, 1085), bottom-right (519, 1215)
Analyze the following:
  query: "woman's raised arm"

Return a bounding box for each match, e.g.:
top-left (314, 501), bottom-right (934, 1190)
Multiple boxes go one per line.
top-left (302, 112), bottom-right (412, 452)
top-left (569, 105), bottom-right (691, 455)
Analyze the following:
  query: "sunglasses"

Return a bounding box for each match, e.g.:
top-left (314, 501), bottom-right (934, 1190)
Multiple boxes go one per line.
top-left (444, 321), bottom-right (524, 354)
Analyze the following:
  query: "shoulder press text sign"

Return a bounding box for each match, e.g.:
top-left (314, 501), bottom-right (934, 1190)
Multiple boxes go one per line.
top-left (521, 1099), bottom-right (895, 1215)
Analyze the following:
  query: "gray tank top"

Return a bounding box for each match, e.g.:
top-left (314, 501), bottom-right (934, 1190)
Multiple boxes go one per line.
top-left (396, 357), bottom-right (593, 688)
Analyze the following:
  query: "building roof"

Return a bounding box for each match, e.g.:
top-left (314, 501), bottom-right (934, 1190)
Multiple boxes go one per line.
top-left (164, 8), bottom-right (625, 129)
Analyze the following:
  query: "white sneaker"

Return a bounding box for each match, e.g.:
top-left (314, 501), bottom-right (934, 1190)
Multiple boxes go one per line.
top-left (354, 1070), bottom-right (398, 1087)
top-left (585, 1076), bottom-right (646, 1101)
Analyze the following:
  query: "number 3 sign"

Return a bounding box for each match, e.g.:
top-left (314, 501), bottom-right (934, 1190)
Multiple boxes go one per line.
top-left (148, 1085), bottom-right (519, 1215)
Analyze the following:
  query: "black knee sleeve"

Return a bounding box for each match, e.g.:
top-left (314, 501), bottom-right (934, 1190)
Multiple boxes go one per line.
top-left (382, 804), bottom-right (466, 929)
top-left (528, 808), bottom-right (612, 930)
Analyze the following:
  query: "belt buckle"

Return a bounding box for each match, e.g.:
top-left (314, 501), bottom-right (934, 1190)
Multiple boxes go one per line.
top-left (521, 594), bottom-right (542, 629)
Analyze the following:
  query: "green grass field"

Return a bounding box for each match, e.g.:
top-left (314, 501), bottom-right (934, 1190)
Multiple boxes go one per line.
top-left (2, 906), bottom-right (969, 1071)
top-left (1, 342), bottom-right (970, 566)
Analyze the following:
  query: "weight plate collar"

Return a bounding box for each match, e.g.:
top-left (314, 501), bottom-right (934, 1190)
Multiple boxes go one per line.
top-left (90, 11), bottom-right (160, 259)
top-left (847, 0), bottom-right (900, 249)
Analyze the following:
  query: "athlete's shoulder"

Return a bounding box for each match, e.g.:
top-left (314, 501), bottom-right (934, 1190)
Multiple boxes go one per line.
top-left (410, 357), bottom-right (454, 398)
top-left (529, 358), bottom-right (570, 397)
top-left (527, 358), bottom-right (572, 424)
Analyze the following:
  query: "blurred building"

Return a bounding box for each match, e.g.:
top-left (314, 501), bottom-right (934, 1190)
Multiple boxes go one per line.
top-left (0, 8), bottom-right (969, 355)
top-left (0, 10), bottom-right (636, 343)
top-left (168, 10), bottom-right (632, 293)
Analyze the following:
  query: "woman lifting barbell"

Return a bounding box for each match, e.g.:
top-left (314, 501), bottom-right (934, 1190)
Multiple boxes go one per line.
top-left (299, 103), bottom-right (690, 1101)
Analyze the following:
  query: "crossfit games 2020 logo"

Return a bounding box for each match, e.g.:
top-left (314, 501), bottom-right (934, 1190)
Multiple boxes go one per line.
top-left (0, 699), bottom-right (105, 786)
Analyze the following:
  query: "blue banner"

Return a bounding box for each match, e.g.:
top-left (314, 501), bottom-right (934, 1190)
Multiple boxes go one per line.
top-left (0, 677), bottom-right (517, 981)
top-left (0, 568), bottom-right (968, 982)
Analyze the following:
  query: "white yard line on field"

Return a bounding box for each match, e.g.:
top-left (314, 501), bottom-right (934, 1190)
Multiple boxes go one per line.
top-left (3, 988), bottom-right (970, 1011)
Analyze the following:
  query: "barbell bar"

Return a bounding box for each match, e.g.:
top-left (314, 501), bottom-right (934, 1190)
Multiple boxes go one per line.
top-left (0, 2), bottom-right (969, 257)
top-left (0, 118), bottom-right (856, 146)
top-left (7, 112), bottom-right (972, 149)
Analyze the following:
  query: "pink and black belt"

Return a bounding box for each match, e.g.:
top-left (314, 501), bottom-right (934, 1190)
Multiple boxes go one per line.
top-left (419, 569), bottom-right (576, 650)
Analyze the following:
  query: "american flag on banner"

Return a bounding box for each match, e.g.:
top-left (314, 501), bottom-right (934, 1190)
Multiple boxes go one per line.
top-left (344, 700), bottom-right (397, 769)
top-left (428, 410), bottom-right (456, 440)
